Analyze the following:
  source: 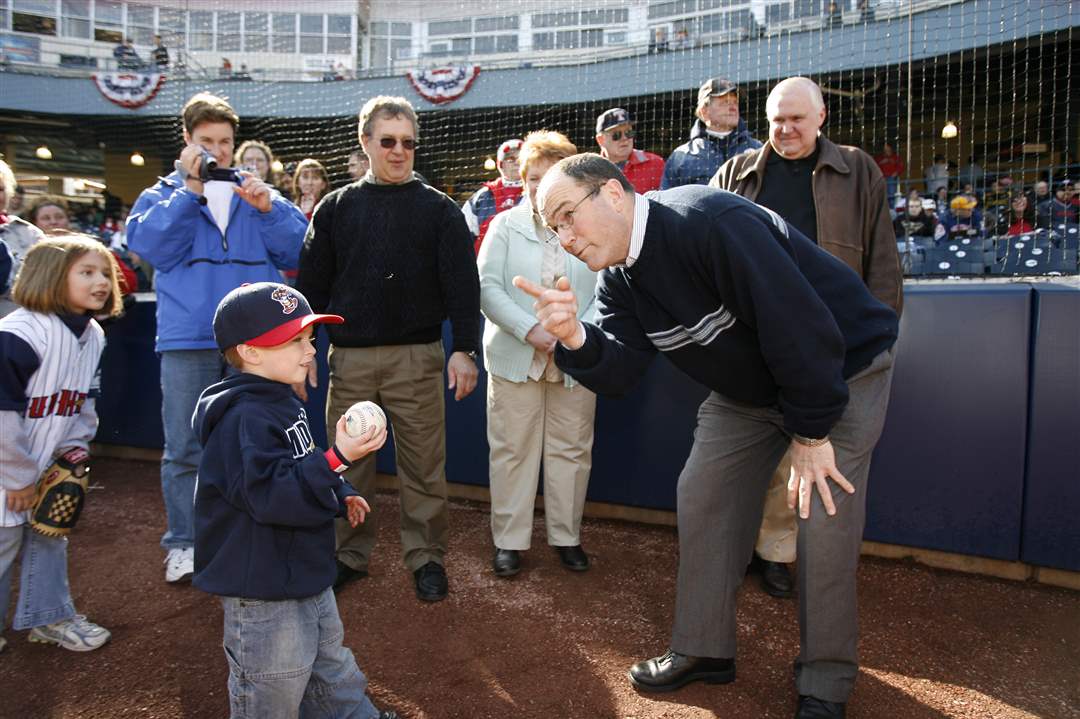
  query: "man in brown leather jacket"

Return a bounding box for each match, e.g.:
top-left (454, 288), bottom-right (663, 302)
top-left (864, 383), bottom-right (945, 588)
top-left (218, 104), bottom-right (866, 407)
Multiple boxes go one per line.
top-left (711, 76), bottom-right (902, 604)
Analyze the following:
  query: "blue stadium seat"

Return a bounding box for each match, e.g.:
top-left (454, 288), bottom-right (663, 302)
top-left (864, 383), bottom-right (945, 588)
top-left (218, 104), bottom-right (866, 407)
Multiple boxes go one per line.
top-left (923, 248), bottom-right (985, 275)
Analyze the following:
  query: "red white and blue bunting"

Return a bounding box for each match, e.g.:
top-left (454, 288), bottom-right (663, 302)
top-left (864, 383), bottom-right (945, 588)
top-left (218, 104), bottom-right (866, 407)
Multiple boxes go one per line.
top-left (406, 65), bottom-right (480, 105)
top-left (91, 72), bottom-right (166, 109)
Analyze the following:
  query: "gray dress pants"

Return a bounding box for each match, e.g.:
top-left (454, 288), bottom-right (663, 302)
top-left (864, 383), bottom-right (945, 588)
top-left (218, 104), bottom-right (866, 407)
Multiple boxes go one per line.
top-left (670, 348), bottom-right (894, 703)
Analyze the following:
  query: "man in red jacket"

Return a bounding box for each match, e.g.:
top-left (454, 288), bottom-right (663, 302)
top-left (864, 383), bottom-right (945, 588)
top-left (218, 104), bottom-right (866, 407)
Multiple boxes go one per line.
top-left (462, 139), bottom-right (524, 254)
top-left (594, 108), bottom-right (665, 193)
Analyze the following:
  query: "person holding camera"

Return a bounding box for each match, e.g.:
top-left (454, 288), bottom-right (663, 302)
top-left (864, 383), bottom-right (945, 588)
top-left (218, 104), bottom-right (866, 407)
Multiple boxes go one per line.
top-left (127, 93), bottom-right (308, 585)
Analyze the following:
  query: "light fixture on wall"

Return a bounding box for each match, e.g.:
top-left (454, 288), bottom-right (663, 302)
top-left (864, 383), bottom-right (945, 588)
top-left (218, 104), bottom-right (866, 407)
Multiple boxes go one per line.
top-left (270, 160), bottom-right (284, 174)
top-left (941, 121), bottom-right (958, 139)
top-left (483, 157), bottom-right (496, 171)
top-left (35, 145), bottom-right (53, 160)
top-left (130, 152), bottom-right (145, 167)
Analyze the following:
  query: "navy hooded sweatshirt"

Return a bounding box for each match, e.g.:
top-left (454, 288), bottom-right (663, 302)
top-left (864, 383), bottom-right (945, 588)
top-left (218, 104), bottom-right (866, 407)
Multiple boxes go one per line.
top-left (192, 373), bottom-right (357, 600)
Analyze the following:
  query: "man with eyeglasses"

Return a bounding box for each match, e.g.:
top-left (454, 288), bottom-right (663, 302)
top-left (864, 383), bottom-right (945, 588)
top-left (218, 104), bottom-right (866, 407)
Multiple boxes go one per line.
top-left (296, 96), bottom-right (481, 604)
top-left (661, 78), bottom-right (762, 189)
top-left (516, 153), bottom-right (898, 719)
top-left (461, 139), bottom-right (524, 254)
top-left (594, 108), bottom-right (665, 194)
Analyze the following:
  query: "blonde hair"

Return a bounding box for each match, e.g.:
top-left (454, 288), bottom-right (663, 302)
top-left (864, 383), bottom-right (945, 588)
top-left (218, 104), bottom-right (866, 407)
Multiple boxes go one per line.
top-left (519, 131), bottom-right (578, 180)
top-left (13, 235), bottom-right (123, 318)
top-left (358, 96), bottom-right (418, 141)
top-left (27, 194), bottom-right (70, 229)
top-left (292, 158), bottom-right (330, 203)
top-left (234, 140), bottom-right (274, 171)
top-left (0, 159), bottom-right (16, 211)
top-left (182, 92), bottom-right (239, 135)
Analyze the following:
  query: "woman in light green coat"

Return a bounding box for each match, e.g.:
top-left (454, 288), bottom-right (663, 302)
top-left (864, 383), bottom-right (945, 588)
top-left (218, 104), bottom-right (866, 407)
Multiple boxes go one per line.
top-left (477, 131), bottom-right (599, 578)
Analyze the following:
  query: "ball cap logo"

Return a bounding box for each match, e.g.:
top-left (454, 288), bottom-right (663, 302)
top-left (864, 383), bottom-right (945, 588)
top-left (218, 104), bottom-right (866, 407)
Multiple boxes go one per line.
top-left (271, 286), bottom-right (299, 315)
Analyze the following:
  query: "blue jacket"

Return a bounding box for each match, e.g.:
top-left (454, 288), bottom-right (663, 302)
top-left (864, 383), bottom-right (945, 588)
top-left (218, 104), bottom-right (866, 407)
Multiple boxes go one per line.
top-left (192, 373), bottom-right (357, 600)
top-left (127, 171), bottom-right (307, 351)
top-left (661, 119), bottom-right (762, 189)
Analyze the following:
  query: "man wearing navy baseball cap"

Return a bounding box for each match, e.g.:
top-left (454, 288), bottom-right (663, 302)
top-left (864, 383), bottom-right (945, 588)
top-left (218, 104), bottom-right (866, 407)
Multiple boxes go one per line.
top-left (462, 138), bottom-right (525, 253)
top-left (594, 107), bottom-right (665, 193)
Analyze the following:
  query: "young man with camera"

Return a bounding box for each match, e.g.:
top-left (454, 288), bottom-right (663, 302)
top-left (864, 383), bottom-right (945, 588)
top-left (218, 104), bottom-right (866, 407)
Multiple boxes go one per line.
top-left (127, 93), bottom-right (308, 584)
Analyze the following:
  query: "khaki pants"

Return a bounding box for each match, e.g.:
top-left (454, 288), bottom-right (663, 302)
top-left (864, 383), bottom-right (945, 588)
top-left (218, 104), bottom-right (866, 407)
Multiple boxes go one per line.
top-left (755, 452), bottom-right (798, 563)
top-left (487, 375), bottom-right (596, 550)
top-left (326, 342), bottom-right (448, 573)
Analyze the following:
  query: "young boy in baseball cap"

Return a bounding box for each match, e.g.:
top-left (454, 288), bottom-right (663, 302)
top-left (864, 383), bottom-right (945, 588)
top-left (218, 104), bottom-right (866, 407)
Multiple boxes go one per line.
top-left (192, 281), bottom-right (397, 719)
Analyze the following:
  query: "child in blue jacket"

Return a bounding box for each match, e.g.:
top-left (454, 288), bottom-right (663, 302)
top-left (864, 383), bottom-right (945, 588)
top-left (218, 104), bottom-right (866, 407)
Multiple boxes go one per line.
top-left (192, 281), bottom-right (396, 719)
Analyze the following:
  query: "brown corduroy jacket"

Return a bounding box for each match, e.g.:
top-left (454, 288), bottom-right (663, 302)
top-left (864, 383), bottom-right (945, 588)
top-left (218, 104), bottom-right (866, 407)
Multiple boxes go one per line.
top-left (710, 135), bottom-right (903, 316)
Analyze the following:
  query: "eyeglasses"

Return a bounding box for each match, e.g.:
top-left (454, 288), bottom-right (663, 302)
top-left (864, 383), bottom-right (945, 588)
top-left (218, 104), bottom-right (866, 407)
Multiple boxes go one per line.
top-left (545, 187), bottom-right (599, 235)
top-left (606, 129), bottom-right (636, 142)
top-left (378, 137), bottom-right (417, 151)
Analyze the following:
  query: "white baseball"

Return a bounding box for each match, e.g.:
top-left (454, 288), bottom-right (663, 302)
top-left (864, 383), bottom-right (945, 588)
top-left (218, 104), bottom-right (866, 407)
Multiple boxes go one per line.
top-left (344, 401), bottom-right (386, 438)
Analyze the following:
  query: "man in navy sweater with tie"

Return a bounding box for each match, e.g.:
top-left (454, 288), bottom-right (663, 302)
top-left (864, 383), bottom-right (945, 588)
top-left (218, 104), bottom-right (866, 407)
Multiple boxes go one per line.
top-left (515, 153), bottom-right (898, 719)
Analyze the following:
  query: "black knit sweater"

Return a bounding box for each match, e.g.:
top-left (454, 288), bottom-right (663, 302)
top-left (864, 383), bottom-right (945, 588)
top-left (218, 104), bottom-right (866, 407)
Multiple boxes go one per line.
top-left (296, 179), bottom-right (480, 353)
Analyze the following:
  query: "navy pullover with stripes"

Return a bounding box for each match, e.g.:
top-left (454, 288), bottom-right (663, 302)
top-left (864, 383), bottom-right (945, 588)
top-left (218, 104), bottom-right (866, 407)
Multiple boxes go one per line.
top-left (555, 185), bottom-right (898, 440)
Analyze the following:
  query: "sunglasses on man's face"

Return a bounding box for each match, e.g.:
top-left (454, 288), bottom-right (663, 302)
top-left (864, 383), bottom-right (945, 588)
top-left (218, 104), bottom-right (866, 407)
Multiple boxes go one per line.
top-left (378, 137), bottom-right (417, 151)
top-left (606, 128), bottom-right (636, 142)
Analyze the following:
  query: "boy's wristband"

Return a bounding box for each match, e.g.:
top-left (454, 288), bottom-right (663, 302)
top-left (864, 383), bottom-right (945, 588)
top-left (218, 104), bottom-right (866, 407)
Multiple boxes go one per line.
top-left (324, 446), bottom-right (352, 473)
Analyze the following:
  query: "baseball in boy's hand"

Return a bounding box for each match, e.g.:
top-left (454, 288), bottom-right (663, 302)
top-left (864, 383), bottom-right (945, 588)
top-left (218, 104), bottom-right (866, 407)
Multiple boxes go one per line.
top-left (344, 401), bottom-right (387, 438)
top-left (344, 495), bottom-right (371, 528)
top-left (333, 415), bottom-right (388, 464)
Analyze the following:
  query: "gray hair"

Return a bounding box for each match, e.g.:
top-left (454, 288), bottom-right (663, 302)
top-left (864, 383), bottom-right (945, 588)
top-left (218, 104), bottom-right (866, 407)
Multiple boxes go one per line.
top-left (358, 96), bottom-right (419, 140)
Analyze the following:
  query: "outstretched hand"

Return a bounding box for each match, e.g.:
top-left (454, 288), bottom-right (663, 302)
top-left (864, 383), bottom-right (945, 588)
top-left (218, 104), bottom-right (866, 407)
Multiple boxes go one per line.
top-left (512, 276), bottom-right (584, 350)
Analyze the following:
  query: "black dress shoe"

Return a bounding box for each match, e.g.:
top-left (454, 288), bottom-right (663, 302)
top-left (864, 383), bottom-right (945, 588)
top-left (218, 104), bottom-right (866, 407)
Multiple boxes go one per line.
top-left (796, 695), bottom-right (846, 718)
top-left (413, 561), bottom-right (448, 602)
top-left (492, 549), bottom-right (521, 577)
top-left (555, 545), bottom-right (589, 571)
top-left (751, 553), bottom-right (795, 598)
top-left (378, 711), bottom-right (399, 719)
top-left (628, 650), bottom-right (735, 692)
top-left (333, 560), bottom-right (368, 590)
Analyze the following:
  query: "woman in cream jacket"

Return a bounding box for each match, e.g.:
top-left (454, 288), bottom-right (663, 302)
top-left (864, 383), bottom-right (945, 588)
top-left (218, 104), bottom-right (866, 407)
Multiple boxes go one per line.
top-left (477, 131), bottom-right (599, 578)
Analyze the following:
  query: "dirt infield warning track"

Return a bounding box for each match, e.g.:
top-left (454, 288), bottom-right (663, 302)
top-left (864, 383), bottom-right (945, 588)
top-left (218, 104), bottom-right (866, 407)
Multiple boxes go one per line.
top-left (2, 458), bottom-right (1078, 719)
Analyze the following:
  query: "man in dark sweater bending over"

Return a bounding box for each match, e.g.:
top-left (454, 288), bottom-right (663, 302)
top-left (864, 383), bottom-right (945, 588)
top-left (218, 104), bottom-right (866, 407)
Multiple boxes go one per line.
top-left (296, 96), bottom-right (480, 603)
top-left (515, 153), bottom-right (898, 719)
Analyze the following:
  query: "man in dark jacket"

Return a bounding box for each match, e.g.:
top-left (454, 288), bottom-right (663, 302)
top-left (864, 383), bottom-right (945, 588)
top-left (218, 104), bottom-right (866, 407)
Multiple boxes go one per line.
top-left (711, 77), bottom-right (903, 600)
top-left (296, 96), bottom-right (481, 603)
top-left (661, 77), bottom-right (762, 189)
top-left (519, 153), bottom-right (897, 719)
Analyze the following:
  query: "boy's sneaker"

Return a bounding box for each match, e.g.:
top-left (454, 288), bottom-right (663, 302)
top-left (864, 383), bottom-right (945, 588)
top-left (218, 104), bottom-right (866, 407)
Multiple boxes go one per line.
top-left (29, 615), bottom-right (111, 652)
top-left (164, 547), bottom-right (194, 583)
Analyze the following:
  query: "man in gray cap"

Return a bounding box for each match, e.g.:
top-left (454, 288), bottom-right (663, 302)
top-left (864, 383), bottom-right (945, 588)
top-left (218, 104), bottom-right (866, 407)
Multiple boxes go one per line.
top-left (661, 78), bottom-right (762, 189)
top-left (594, 107), bottom-right (665, 193)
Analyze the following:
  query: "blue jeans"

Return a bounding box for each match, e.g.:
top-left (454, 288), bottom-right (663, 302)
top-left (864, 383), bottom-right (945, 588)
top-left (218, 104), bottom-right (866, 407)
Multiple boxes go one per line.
top-left (0, 525), bottom-right (76, 630)
top-left (159, 349), bottom-right (225, 551)
top-left (221, 587), bottom-right (380, 719)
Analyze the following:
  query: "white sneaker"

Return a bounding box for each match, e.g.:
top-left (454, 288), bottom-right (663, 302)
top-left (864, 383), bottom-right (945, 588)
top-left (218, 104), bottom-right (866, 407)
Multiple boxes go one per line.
top-left (29, 615), bottom-right (111, 652)
top-left (164, 546), bottom-right (194, 583)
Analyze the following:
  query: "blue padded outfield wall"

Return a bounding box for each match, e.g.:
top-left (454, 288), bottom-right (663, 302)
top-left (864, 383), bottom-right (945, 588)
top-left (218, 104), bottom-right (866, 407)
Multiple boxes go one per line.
top-left (95, 282), bottom-right (1080, 571)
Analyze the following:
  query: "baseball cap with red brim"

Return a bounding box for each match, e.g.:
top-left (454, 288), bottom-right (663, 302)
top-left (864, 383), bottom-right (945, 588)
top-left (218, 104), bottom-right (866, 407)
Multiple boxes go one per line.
top-left (213, 282), bottom-right (344, 351)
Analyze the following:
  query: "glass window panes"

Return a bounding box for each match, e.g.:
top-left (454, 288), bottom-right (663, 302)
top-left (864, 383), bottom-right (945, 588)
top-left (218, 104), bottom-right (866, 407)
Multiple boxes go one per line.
top-left (159, 8), bottom-right (184, 31)
top-left (475, 15), bottom-right (518, 32)
top-left (272, 13), bottom-right (295, 53)
top-left (95, 0), bottom-right (121, 24)
top-left (451, 36), bottom-right (470, 54)
top-left (496, 34), bottom-right (517, 53)
top-left (793, 0), bottom-right (822, 17)
top-left (128, 4), bottom-right (152, 26)
top-left (765, 2), bottom-right (791, 23)
top-left (391, 37), bottom-right (410, 60)
top-left (0, 0), bottom-right (8, 31)
top-left (533, 32), bottom-right (553, 50)
top-left (300, 14), bottom-right (322, 34)
top-left (244, 12), bottom-right (267, 51)
top-left (391, 22), bottom-right (410, 36)
top-left (370, 36), bottom-right (388, 67)
top-left (701, 0), bottom-right (742, 8)
top-left (61, 0), bottom-right (89, 38)
top-left (555, 30), bottom-right (579, 48)
top-left (189, 10), bottom-right (213, 51)
top-left (582, 28), bottom-right (602, 47)
top-left (474, 36), bottom-right (495, 54)
top-left (370, 21), bottom-right (387, 35)
top-left (582, 9), bottom-right (629, 25)
top-left (328, 15), bottom-right (350, 35)
top-left (606, 31), bottom-right (628, 44)
top-left (429, 19), bottom-right (470, 36)
top-left (13, 11), bottom-right (55, 35)
top-left (218, 11), bottom-right (241, 51)
top-left (327, 35), bottom-right (351, 53)
top-left (533, 11), bottom-right (578, 28)
top-left (13, 0), bottom-right (53, 13)
top-left (648, 0), bottom-right (698, 19)
top-left (300, 34), bottom-right (323, 53)
top-left (272, 34), bottom-right (295, 53)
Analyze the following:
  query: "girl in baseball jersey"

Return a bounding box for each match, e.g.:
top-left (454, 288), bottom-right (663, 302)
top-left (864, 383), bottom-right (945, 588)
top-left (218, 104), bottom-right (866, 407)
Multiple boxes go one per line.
top-left (0, 235), bottom-right (122, 653)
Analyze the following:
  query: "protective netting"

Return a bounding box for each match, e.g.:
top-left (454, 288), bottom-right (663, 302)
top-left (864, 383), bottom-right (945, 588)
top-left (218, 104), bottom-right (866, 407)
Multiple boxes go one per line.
top-left (1, 0), bottom-right (1077, 276)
